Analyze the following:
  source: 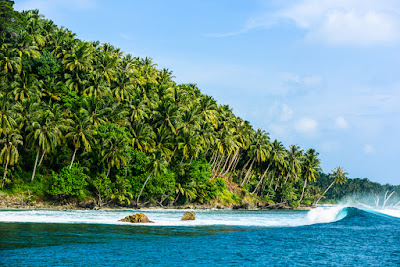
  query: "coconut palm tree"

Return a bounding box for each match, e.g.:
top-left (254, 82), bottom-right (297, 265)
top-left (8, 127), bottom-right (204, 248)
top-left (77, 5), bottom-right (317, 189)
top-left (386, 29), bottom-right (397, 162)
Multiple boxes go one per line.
top-left (65, 115), bottom-right (97, 169)
top-left (315, 167), bottom-right (348, 205)
top-left (0, 44), bottom-right (21, 75)
top-left (0, 94), bottom-right (19, 135)
top-left (136, 149), bottom-right (167, 206)
top-left (26, 108), bottom-right (63, 182)
top-left (284, 145), bottom-right (304, 184)
top-left (299, 149), bottom-right (321, 202)
top-left (0, 128), bottom-right (23, 187)
top-left (101, 134), bottom-right (129, 177)
top-left (12, 72), bottom-right (41, 102)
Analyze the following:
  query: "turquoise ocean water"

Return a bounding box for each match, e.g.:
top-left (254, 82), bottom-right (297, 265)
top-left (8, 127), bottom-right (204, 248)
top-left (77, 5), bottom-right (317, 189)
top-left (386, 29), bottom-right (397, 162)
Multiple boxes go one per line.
top-left (0, 206), bottom-right (399, 266)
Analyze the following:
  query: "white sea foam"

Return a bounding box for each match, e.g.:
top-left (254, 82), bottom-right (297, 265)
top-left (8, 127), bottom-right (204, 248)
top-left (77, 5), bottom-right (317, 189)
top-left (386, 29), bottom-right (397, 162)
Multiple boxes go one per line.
top-left (306, 206), bottom-right (345, 224)
top-left (0, 208), bottom-right (347, 227)
top-left (376, 209), bottom-right (400, 218)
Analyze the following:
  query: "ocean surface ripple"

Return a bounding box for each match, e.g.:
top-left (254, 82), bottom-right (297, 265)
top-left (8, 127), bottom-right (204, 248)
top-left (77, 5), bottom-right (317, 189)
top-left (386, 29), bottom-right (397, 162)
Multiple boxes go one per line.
top-left (0, 206), bottom-right (399, 266)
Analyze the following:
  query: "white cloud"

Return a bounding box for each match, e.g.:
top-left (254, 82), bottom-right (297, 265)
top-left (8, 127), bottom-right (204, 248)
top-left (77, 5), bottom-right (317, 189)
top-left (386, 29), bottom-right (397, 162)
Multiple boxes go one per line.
top-left (278, 0), bottom-right (400, 45)
top-left (269, 102), bottom-right (293, 122)
top-left (281, 73), bottom-right (322, 86)
top-left (294, 118), bottom-right (318, 135)
top-left (335, 116), bottom-right (349, 129)
top-left (280, 104), bottom-right (293, 121)
top-left (214, 0), bottom-right (400, 45)
top-left (364, 144), bottom-right (375, 154)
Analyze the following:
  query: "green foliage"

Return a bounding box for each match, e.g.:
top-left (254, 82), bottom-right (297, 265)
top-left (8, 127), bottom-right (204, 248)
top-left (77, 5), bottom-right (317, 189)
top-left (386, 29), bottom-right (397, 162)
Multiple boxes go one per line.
top-left (91, 174), bottom-right (113, 206)
top-left (48, 164), bottom-right (88, 197)
top-left (22, 50), bottom-right (61, 78)
top-left (0, 0), bottom-right (22, 38)
top-left (111, 175), bottom-right (133, 205)
top-left (281, 183), bottom-right (298, 203)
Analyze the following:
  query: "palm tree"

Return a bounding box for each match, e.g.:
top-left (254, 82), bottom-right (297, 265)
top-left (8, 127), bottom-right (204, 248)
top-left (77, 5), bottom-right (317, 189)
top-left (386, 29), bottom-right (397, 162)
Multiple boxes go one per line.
top-left (26, 109), bottom-right (63, 182)
top-left (130, 122), bottom-right (155, 152)
top-left (0, 94), bottom-right (19, 135)
top-left (136, 149), bottom-right (167, 206)
top-left (63, 41), bottom-right (93, 72)
top-left (299, 149), bottom-right (321, 202)
top-left (65, 115), bottom-right (96, 169)
top-left (83, 72), bottom-right (110, 99)
top-left (315, 167), bottom-right (348, 205)
top-left (111, 69), bottom-right (135, 101)
top-left (12, 72), bottom-right (41, 102)
top-left (0, 44), bottom-right (21, 75)
top-left (0, 128), bottom-right (23, 187)
top-left (284, 145), bottom-right (304, 184)
top-left (101, 134), bottom-right (129, 177)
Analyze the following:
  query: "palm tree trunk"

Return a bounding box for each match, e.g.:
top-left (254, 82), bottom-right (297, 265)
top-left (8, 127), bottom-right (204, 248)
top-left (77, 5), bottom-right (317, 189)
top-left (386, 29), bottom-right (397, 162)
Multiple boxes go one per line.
top-left (231, 153), bottom-right (241, 172)
top-left (284, 172), bottom-right (290, 184)
top-left (315, 181), bottom-right (335, 205)
top-left (237, 158), bottom-right (251, 181)
top-left (213, 153), bottom-right (225, 178)
top-left (209, 150), bottom-right (217, 164)
top-left (223, 150), bottom-right (238, 176)
top-left (137, 169), bottom-right (154, 206)
top-left (252, 162), bottom-right (272, 194)
top-left (2, 161), bottom-right (8, 188)
top-left (274, 176), bottom-right (281, 190)
top-left (211, 152), bottom-right (221, 171)
top-left (125, 158), bottom-right (131, 176)
top-left (241, 158), bottom-right (255, 186)
top-left (168, 147), bottom-right (177, 163)
top-left (299, 179), bottom-right (308, 202)
top-left (179, 154), bottom-right (186, 167)
top-left (38, 150), bottom-right (46, 166)
top-left (218, 153), bottom-right (231, 176)
top-left (212, 151), bottom-right (222, 168)
top-left (69, 148), bottom-right (78, 169)
top-left (31, 150), bottom-right (40, 182)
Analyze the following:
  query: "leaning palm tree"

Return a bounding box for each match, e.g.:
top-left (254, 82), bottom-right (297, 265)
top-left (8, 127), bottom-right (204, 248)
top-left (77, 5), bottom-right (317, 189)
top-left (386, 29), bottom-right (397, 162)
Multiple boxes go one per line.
top-left (136, 149), bottom-right (167, 206)
top-left (315, 167), bottom-right (348, 205)
top-left (26, 110), bottom-right (63, 182)
top-left (65, 115), bottom-right (97, 169)
top-left (0, 128), bottom-right (23, 187)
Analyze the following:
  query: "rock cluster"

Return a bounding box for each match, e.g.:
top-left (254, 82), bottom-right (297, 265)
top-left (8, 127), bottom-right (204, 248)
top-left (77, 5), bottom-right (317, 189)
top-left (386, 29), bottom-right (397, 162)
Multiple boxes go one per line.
top-left (119, 213), bottom-right (153, 223)
top-left (181, 211), bottom-right (196, 220)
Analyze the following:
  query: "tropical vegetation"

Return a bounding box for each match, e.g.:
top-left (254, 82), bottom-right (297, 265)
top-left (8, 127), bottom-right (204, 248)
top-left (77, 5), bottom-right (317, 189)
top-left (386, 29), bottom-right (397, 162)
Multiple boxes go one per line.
top-left (0, 1), bottom-right (397, 208)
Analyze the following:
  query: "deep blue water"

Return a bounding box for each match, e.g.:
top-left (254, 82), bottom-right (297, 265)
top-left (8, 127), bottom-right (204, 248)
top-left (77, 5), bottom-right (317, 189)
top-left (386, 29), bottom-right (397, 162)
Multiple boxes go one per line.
top-left (1, 207), bottom-right (399, 266)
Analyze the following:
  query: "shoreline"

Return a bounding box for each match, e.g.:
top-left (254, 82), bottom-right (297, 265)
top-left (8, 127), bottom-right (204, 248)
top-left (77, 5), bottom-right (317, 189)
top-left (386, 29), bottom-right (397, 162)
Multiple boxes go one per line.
top-left (0, 199), bottom-right (315, 211)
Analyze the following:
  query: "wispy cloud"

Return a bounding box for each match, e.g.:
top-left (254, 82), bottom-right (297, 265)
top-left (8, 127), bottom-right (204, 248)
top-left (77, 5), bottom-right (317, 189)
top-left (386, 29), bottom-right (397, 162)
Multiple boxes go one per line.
top-left (334, 116), bottom-right (349, 129)
top-left (364, 144), bottom-right (375, 154)
top-left (211, 0), bottom-right (400, 45)
top-left (294, 117), bottom-right (318, 135)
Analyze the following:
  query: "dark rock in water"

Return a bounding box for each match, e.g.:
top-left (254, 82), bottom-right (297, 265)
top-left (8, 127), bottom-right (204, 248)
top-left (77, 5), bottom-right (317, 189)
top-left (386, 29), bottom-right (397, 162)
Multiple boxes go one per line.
top-left (181, 211), bottom-right (195, 220)
top-left (232, 203), bottom-right (249, 210)
top-left (119, 213), bottom-right (153, 223)
top-left (79, 200), bottom-right (96, 209)
top-left (261, 203), bottom-right (292, 210)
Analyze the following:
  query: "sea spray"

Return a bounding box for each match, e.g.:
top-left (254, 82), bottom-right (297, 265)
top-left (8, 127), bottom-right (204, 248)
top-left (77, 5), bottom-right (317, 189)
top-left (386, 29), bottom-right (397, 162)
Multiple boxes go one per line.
top-left (306, 206), bottom-right (345, 224)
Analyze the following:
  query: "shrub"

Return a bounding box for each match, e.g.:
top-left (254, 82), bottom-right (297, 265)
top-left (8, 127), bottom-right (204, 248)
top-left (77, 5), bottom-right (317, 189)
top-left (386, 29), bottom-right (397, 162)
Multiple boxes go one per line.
top-left (48, 164), bottom-right (88, 198)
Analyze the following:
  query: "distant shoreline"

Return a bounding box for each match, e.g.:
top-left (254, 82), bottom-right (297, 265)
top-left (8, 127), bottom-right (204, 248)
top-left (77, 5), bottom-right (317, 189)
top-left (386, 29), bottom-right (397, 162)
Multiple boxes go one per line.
top-left (0, 200), bottom-right (314, 211)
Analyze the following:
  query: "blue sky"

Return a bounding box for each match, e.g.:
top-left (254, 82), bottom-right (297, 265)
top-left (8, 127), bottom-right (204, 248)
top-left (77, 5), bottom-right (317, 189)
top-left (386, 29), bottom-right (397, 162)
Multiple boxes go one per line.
top-left (15, 0), bottom-right (400, 185)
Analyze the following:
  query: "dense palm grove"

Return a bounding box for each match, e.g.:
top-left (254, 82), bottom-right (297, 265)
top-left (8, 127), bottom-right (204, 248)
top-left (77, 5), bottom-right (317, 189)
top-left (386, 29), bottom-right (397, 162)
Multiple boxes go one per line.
top-left (3, 2), bottom-right (396, 208)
